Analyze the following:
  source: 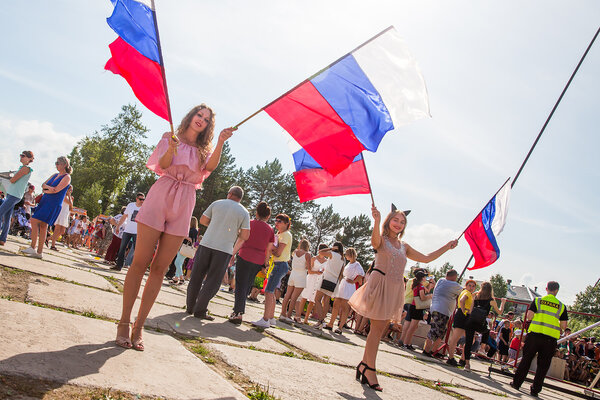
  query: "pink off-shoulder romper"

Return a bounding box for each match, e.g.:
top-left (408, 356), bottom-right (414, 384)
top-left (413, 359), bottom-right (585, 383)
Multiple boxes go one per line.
top-left (135, 132), bottom-right (211, 237)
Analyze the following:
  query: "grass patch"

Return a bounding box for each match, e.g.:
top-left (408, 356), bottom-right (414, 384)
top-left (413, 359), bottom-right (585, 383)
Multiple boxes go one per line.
top-left (282, 351), bottom-right (296, 358)
top-left (247, 384), bottom-right (279, 400)
top-left (191, 343), bottom-right (210, 356)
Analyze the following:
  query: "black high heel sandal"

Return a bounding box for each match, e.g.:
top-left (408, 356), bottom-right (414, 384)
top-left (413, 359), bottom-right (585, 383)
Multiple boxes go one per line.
top-left (356, 361), bottom-right (366, 380)
top-left (360, 364), bottom-right (383, 392)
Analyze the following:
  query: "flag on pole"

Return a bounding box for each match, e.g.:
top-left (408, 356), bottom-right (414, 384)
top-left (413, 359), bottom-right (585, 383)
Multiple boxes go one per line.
top-left (289, 138), bottom-right (370, 202)
top-left (465, 180), bottom-right (512, 270)
top-left (265, 27), bottom-right (430, 176)
top-left (104, 0), bottom-right (170, 122)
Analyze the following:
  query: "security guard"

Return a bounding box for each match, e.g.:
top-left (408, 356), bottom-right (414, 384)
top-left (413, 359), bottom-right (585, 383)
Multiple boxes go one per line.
top-left (511, 281), bottom-right (568, 397)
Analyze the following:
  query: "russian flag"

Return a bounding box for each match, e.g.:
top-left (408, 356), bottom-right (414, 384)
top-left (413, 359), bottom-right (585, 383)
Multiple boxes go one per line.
top-left (465, 181), bottom-right (512, 270)
top-left (289, 138), bottom-right (370, 202)
top-left (104, 0), bottom-right (170, 122)
top-left (265, 27), bottom-right (430, 176)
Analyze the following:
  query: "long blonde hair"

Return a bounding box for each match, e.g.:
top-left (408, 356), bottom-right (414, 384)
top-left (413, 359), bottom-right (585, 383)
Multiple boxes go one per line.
top-left (382, 210), bottom-right (407, 239)
top-left (177, 104), bottom-right (215, 165)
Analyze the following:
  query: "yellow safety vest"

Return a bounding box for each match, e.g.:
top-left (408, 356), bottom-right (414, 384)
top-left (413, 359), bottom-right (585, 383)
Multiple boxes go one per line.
top-left (528, 294), bottom-right (565, 339)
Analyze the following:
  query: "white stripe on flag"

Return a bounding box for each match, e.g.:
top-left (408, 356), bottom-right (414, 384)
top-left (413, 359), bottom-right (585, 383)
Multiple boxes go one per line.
top-left (491, 181), bottom-right (511, 236)
top-left (352, 28), bottom-right (431, 128)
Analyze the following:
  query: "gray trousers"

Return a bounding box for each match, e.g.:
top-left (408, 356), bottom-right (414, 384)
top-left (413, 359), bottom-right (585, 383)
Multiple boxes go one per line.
top-left (186, 245), bottom-right (232, 315)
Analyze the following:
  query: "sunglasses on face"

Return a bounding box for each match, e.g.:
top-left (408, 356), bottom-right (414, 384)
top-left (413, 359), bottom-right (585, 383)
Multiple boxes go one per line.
top-left (137, 197), bottom-right (145, 201)
top-left (275, 219), bottom-right (283, 223)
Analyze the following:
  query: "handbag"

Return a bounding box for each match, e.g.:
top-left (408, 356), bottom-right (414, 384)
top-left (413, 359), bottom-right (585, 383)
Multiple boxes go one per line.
top-left (467, 306), bottom-right (488, 333)
top-left (414, 295), bottom-right (432, 310)
top-left (178, 243), bottom-right (196, 259)
top-left (320, 259), bottom-right (347, 293)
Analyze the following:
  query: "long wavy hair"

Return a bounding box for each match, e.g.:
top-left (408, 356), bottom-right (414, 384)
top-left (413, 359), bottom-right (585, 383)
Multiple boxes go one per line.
top-left (176, 104), bottom-right (215, 165)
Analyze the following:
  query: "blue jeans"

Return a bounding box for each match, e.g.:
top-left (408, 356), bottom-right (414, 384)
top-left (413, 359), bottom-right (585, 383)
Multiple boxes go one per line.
top-left (116, 232), bottom-right (136, 268)
top-left (265, 261), bottom-right (289, 293)
top-left (0, 194), bottom-right (21, 242)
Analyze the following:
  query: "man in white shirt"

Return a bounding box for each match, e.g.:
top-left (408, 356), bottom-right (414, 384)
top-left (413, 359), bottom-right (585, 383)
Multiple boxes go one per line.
top-left (111, 193), bottom-right (145, 271)
top-left (187, 186), bottom-right (250, 320)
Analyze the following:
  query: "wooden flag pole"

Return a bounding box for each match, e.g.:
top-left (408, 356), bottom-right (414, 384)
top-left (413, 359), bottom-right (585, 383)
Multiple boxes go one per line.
top-left (151, 0), bottom-right (175, 137)
top-left (233, 26), bottom-right (395, 129)
top-left (360, 152), bottom-right (376, 206)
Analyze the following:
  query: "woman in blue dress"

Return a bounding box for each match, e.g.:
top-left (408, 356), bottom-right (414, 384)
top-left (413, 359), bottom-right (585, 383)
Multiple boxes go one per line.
top-left (21, 156), bottom-right (72, 259)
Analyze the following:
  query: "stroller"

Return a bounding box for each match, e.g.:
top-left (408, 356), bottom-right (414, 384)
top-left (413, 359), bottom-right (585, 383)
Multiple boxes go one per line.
top-left (10, 206), bottom-right (31, 239)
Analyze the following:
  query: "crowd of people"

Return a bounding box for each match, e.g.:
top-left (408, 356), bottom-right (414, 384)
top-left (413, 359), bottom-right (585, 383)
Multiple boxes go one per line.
top-left (2, 105), bottom-right (596, 396)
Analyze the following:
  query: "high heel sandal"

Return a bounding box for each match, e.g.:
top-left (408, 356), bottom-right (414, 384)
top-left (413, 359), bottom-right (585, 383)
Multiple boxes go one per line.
top-left (131, 322), bottom-right (145, 351)
top-left (356, 361), bottom-right (367, 380)
top-left (359, 363), bottom-right (383, 392)
top-left (115, 322), bottom-right (132, 349)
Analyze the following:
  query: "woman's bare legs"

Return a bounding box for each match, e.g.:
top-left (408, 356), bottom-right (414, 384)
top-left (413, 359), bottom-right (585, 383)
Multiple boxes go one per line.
top-left (447, 327), bottom-right (465, 359)
top-left (117, 223), bottom-right (161, 341)
top-left (338, 300), bottom-right (351, 329)
top-left (51, 225), bottom-right (66, 248)
top-left (326, 298), bottom-right (342, 328)
top-left (404, 319), bottom-right (420, 345)
top-left (361, 319), bottom-right (388, 386)
top-left (279, 285), bottom-right (296, 318)
top-left (294, 298), bottom-right (307, 321)
top-left (132, 229), bottom-right (184, 345)
top-left (36, 222), bottom-right (49, 254)
top-left (303, 301), bottom-right (315, 324)
top-left (29, 218), bottom-right (40, 250)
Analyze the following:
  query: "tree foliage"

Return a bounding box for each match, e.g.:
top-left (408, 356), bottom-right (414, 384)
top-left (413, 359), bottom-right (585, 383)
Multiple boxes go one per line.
top-left (430, 262), bottom-right (455, 281)
top-left (490, 273), bottom-right (508, 299)
top-left (336, 214), bottom-right (373, 268)
top-left (569, 284), bottom-right (600, 337)
top-left (308, 204), bottom-right (343, 252)
top-left (69, 104), bottom-right (153, 215)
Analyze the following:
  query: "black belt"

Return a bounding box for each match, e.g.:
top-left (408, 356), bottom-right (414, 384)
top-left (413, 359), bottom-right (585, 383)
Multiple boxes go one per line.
top-left (372, 268), bottom-right (386, 276)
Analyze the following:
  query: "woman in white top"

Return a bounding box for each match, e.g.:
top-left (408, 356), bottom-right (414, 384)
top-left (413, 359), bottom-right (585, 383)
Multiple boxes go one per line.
top-left (313, 242), bottom-right (345, 328)
top-left (279, 239), bottom-right (311, 323)
top-left (296, 243), bottom-right (328, 324)
top-left (49, 185), bottom-right (73, 251)
top-left (325, 248), bottom-right (364, 333)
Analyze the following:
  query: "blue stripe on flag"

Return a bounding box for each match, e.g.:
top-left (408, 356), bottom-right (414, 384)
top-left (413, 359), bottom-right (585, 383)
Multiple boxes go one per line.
top-left (481, 195), bottom-right (500, 257)
top-left (107, 0), bottom-right (160, 63)
top-left (293, 148), bottom-right (362, 171)
top-left (310, 55), bottom-right (393, 152)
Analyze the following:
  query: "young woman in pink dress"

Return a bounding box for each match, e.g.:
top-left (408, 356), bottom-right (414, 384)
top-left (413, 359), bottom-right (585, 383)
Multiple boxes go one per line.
top-left (115, 105), bottom-right (235, 350)
top-left (349, 205), bottom-right (458, 391)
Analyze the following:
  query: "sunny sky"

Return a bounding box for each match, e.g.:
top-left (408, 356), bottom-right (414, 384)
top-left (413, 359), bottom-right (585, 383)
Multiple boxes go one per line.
top-left (1, 1), bottom-right (598, 305)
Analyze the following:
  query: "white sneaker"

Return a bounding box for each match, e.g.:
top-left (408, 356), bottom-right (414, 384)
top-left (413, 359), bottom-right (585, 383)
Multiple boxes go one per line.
top-left (279, 316), bottom-right (292, 324)
top-left (252, 318), bottom-right (271, 328)
top-left (32, 252), bottom-right (43, 259)
top-left (269, 318), bottom-right (277, 326)
top-left (20, 247), bottom-right (37, 256)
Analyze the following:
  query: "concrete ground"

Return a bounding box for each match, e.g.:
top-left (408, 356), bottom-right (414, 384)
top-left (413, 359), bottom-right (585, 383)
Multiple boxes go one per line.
top-left (0, 235), bottom-right (590, 400)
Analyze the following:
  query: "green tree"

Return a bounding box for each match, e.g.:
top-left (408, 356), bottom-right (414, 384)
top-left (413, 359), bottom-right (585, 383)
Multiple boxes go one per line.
top-left (69, 104), bottom-right (152, 216)
top-left (193, 141), bottom-right (239, 224)
top-left (308, 204), bottom-right (343, 252)
top-left (430, 262), bottom-right (455, 281)
top-left (490, 273), bottom-right (508, 299)
top-left (569, 284), bottom-right (600, 337)
top-left (240, 159), bottom-right (314, 245)
top-left (336, 213), bottom-right (373, 268)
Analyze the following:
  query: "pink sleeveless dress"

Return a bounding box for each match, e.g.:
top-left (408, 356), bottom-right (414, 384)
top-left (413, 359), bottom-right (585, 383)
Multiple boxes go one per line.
top-left (135, 132), bottom-right (211, 237)
top-left (348, 237), bottom-right (407, 321)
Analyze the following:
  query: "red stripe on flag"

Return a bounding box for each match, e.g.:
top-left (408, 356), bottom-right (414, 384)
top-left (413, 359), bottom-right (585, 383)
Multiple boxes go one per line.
top-left (464, 214), bottom-right (499, 270)
top-left (105, 37), bottom-right (170, 122)
top-left (293, 159), bottom-right (371, 202)
top-left (265, 81), bottom-right (365, 176)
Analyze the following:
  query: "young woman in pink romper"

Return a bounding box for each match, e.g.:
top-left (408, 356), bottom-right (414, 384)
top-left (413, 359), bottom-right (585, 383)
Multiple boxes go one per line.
top-left (349, 206), bottom-right (458, 391)
top-left (116, 105), bottom-right (235, 350)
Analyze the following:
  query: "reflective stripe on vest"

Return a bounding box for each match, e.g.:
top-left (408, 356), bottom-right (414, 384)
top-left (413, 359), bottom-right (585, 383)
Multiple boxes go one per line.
top-left (528, 294), bottom-right (564, 339)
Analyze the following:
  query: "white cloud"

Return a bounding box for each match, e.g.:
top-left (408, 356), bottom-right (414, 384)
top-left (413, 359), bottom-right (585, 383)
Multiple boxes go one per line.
top-left (0, 116), bottom-right (82, 190)
top-left (520, 273), bottom-right (534, 286)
